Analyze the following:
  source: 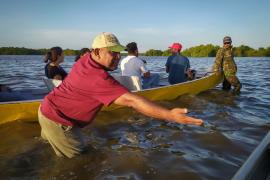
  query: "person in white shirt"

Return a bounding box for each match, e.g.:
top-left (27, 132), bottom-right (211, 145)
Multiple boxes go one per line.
top-left (120, 42), bottom-right (160, 89)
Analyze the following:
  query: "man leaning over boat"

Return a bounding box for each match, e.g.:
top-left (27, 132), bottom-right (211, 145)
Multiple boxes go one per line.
top-left (38, 32), bottom-right (203, 158)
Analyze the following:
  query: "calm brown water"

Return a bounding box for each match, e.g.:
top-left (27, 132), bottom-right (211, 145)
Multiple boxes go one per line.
top-left (0, 56), bottom-right (270, 179)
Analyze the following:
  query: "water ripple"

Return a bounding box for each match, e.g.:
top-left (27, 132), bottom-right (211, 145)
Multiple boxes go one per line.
top-left (0, 56), bottom-right (270, 179)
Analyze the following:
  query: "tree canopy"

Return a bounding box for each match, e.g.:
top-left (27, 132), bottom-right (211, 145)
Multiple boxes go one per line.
top-left (0, 47), bottom-right (80, 56)
top-left (1, 45), bottom-right (270, 57)
top-left (144, 49), bottom-right (163, 56)
top-left (145, 44), bottom-right (270, 57)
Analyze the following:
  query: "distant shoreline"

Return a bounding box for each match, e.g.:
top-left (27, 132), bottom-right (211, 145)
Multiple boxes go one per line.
top-left (1, 45), bottom-right (269, 57)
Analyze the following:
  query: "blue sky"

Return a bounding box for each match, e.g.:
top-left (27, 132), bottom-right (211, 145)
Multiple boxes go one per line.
top-left (0, 0), bottom-right (269, 52)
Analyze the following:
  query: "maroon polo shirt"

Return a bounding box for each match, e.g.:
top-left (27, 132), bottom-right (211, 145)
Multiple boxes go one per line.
top-left (41, 53), bottom-right (128, 127)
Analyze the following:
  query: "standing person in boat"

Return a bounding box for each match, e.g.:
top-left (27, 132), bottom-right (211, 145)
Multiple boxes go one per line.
top-left (38, 32), bottom-right (203, 158)
top-left (74, 48), bottom-right (91, 62)
top-left (44, 46), bottom-right (68, 80)
top-left (120, 42), bottom-right (160, 89)
top-left (212, 36), bottom-right (241, 93)
top-left (165, 43), bottom-right (191, 84)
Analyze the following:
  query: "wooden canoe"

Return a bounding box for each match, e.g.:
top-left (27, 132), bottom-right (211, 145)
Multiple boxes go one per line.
top-left (0, 72), bottom-right (223, 125)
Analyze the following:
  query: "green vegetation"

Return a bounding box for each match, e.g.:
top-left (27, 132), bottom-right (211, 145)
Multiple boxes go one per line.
top-left (1, 45), bottom-right (270, 57)
top-left (144, 44), bottom-right (270, 57)
top-left (0, 47), bottom-right (79, 56)
top-left (63, 49), bottom-right (79, 56)
top-left (145, 49), bottom-right (163, 56)
top-left (233, 45), bottom-right (270, 57)
top-left (0, 47), bottom-right (47, 55)
top-left (181, 44), bottom-right (220, 57)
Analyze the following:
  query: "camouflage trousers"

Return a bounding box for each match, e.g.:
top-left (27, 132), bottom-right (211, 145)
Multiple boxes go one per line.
top-left (222, 75), bottom-right (242, 93)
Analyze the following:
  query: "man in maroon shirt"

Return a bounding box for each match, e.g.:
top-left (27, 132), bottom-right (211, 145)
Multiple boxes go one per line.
top-left (38, 32), bottom-right (203, 158)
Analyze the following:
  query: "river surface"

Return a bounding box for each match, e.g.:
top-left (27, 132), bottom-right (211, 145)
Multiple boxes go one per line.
top-left (0, 55), bottom-right (270, 179)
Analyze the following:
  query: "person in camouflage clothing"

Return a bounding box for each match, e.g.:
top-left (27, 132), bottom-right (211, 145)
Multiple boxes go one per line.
top-left (213, 36), bottom-right (242, 93)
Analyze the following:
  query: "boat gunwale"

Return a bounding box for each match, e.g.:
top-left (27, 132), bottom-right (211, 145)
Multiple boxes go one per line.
top-left (0, 73), bottom-right (216, 105)
top-left (132, 72), bottom-right (215, 92)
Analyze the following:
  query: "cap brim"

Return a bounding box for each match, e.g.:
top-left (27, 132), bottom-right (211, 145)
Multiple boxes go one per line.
top-left (107, 45), bottom-right (126, 52)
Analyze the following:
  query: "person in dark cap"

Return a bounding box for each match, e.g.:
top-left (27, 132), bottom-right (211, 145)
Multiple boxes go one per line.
top-left (120, 42), bottom-right (160, 89)
top-left (213, 36), bottom-right (242, 93)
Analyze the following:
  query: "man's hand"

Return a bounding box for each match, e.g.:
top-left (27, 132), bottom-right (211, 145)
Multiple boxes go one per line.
top-left (169, 108), bottom-right (203, 126)
top-left (114, 92), bottom-right (203, 126)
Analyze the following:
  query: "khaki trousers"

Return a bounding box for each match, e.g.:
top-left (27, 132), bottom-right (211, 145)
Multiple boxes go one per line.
top-left (38, 107), bottom-right (86, 158)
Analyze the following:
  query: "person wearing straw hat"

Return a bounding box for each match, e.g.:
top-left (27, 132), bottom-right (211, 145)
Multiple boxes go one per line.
top-left (38, 32), bottom-right (203, 158)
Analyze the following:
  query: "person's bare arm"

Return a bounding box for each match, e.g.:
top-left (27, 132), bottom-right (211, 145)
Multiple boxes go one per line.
top-left (114, 92), bottom-right (203, 126)
top-left (143, 71), bottom-right (150, 78)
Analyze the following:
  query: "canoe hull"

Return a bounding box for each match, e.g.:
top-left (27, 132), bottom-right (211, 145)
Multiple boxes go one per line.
top-left (232, 132), bottom-right (270, 180)
top-left (103, 72), bottom-right (223, 111)
top-left (0, 73), bottom-right (223, 125)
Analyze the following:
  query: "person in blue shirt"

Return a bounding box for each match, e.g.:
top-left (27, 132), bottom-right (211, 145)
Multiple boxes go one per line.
top-left (165, 43), bottom-right (191, 84)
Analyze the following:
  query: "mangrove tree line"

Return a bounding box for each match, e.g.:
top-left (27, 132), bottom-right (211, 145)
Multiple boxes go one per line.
top-left (1, 44), bottom-right (270, 57)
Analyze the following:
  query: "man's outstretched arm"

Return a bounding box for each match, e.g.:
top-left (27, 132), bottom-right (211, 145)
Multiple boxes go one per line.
top-left (114, 92), bottom-right (203, 126)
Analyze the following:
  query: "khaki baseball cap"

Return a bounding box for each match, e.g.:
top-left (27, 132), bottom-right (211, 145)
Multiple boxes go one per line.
top-left (92, 32), bottom-right (126, 52)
